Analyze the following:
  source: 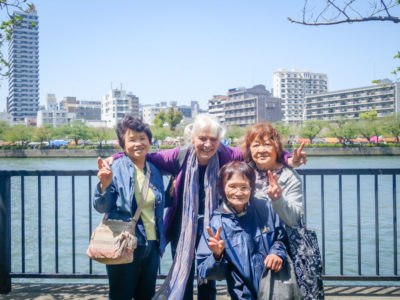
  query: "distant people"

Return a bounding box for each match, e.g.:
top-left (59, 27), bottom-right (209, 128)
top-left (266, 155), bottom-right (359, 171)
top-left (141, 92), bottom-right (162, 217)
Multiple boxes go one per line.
top-left (106, 115), bottom-right (306, 300)
top-left (242, 123), bottom-right (304, 226)
top-left (196, 161), bottom-right (287, 300)
top-left (94, 115), bottom-right (165, 300)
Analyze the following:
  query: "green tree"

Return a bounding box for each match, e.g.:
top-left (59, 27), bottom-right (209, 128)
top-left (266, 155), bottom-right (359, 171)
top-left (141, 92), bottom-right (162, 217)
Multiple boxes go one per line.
top-left (356, 110), bottom-right (382, 142)
top-left (225, 126), bottom-right (246, 140)
top-left (62, 121), bottom-right (90, 145)
top-left (153, 111), bottom-right (166, 128)
top-left (151, 126), bottom-right (173, 141)
top-left (0, 1), bottom-right (37, 75)
top-left (33, 125), bottom-right (53, 144)
top-left (0, 121), bottom-right (10, 140)
top-left (382, 114), bottom-right (400, 143)
top-left (300, 120), bottom-right (323, 143)
top-left (4, 124), bottom-right (32, 145)
top-left (360, 110), bottom-right (378, 121)
top-left (90, 127), bottom-right (115, 148)
top-left (165, 107), bottom-right (183, 130)
top-left (272, 121), bottom-right (292, 139)
top-left (327, 119), bottom-right (357, 144)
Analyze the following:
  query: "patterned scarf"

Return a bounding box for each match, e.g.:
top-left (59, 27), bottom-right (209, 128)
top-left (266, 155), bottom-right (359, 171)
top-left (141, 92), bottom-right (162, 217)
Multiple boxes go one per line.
top-left (153, 148), bottom-right (220, 300)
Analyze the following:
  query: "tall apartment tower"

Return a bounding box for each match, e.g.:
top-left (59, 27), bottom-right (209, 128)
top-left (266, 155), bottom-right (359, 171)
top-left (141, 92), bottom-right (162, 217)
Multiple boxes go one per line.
top-left (273, 68), bottom-right (328, 123)
top-left (101, 88), bottom-right (140, 128)
top-left (7, 7), bottom-right (39, 122)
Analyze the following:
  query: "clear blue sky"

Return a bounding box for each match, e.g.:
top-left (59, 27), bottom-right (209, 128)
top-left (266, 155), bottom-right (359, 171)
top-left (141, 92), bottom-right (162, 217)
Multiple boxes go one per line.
top-left (0, 0), bottom-right (399, 111)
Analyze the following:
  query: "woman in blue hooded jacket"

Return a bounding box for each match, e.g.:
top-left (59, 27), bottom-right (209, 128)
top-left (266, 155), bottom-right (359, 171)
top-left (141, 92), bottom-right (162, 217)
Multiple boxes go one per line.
top-left (196, 161), bottom-right (287, 300)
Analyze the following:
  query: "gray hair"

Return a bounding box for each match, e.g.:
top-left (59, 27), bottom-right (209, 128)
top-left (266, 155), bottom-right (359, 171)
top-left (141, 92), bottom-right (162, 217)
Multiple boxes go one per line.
top-left (183, 114), bottom-right (226, 145)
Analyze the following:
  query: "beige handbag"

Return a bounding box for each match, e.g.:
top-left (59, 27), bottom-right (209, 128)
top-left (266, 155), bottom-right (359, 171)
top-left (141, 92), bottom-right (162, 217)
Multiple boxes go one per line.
top-left (86, 162), bottom-right (151, 265)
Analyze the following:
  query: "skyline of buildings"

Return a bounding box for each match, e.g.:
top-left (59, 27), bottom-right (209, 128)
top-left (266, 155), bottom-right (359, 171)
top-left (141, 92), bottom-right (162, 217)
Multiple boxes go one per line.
top-left (6, 7), bottom-right (39, 122)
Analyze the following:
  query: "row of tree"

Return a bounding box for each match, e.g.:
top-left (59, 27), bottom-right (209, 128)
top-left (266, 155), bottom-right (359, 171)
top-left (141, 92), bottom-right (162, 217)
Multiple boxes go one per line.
top-left (1, 111), bottom-right (399, 147)
top-left (0, 121), bottom-right (116, 147)
top-left (225, 111), bottom-right (400, 144)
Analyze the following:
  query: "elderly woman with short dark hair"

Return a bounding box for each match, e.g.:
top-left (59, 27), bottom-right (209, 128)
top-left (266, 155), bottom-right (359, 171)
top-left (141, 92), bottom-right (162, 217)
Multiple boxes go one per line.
top-left (196, 161), bottom-right (287, 300)
top-left (94, 115), bottom-right (165, 300)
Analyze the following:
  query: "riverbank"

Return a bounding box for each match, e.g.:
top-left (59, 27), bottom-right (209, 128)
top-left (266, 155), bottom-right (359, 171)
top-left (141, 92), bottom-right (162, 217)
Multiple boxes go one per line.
top-left (1, 147), bottom-right (400, 157)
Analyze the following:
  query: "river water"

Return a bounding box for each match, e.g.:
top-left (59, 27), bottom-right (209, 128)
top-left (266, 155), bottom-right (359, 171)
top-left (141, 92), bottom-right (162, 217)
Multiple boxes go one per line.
top-left (1, 155), bottom-right (400, 285)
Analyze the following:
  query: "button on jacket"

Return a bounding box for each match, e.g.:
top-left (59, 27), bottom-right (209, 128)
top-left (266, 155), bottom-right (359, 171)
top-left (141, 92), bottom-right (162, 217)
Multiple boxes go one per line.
top-left (93, 153), bottom-right (166, 255)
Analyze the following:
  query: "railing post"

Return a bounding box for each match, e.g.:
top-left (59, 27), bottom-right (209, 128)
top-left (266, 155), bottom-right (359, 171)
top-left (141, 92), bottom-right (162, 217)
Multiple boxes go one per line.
top-left (0, 173), bottom-right (11, 294)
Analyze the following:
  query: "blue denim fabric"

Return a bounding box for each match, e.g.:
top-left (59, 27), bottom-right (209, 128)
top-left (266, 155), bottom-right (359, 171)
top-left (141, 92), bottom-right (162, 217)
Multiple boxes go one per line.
top-left (93, 153), bottom-right (166, 255)
top-left (106, 241), bottom-right (159, 300)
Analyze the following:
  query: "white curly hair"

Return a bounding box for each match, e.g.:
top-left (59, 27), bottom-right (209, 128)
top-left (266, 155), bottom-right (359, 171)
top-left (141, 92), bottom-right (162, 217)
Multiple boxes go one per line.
top-left (183, 114), bottom-right (226, 145)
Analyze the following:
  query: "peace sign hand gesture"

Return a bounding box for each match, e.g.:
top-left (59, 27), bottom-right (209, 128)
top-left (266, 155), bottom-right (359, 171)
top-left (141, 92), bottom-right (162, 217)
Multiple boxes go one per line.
top-left (288, 142), bottom-right (307, 168)
top-left (207, 226), bottom-right (225, 260)
top-left (97, 156), bottom-right (112, 193)
top-left (267, 170), bottom-right (282, 201)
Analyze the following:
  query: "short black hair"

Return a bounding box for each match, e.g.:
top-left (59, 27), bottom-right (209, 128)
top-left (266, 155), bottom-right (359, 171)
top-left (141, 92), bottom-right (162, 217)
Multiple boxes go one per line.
top-left (116, 114), bottom-right (152, 149)
top-left (217, 161), bottom-right (255, 201)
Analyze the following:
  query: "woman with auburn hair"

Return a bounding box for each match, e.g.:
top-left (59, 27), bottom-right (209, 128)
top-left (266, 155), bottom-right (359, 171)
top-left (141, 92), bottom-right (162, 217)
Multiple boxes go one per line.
top-left (242, 122), bottom-right (304, 227)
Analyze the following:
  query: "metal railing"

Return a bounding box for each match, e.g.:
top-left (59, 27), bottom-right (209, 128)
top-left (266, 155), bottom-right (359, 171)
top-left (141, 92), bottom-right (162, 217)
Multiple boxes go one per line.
top-left (1, 168), bottom-right (400, 294)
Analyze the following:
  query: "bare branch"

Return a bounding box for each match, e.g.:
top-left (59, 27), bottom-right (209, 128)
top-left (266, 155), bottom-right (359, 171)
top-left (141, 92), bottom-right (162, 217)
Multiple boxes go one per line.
top-left (288, 15), bottom-right (400, 25)
top-left (288, 0), bottom-right (400, 25)
top-left (380, 0), bottom-right (392, 16)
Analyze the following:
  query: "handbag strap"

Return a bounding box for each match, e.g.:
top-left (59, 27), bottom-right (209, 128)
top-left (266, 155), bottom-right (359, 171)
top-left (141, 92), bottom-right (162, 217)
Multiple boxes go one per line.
top-left (131, 161), bottom-right (151, 226)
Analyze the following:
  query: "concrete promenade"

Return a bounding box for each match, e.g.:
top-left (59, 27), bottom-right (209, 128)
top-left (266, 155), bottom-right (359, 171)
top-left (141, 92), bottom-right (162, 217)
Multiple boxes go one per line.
top-left (2, 284), bottom-right (400, 299)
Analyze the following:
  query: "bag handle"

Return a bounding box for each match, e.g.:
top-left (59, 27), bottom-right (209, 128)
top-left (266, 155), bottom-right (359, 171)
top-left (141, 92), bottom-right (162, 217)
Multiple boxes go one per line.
top-left (100, 162), bottom-right (151, 229)
top-left (131, 161), bottom-right (151, 227)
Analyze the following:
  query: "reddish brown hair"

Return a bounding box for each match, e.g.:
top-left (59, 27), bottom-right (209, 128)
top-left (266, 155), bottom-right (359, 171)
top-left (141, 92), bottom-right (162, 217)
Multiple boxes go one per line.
top-left (241, 123), bottom-right (283, 163)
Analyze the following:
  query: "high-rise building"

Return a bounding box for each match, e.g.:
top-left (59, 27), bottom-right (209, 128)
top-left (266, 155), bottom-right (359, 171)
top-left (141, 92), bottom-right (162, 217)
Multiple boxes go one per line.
top-left (101, 88), bottom-right (140, 128)
top-left (7, 7), bottom-right (39, 122)
top-left (273, 68), bottom-right (328, 123)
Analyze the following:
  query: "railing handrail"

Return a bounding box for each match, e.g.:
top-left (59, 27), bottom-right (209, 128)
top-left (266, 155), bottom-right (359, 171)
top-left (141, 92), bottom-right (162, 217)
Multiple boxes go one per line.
top-left (2, 168), bottom-right (400, 177)
top-left (1, 168), bottom-right (400, 294)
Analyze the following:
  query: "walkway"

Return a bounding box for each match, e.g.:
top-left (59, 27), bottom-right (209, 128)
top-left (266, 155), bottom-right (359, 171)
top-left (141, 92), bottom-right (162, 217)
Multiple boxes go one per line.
top-left (2, 284), bottom-right (400, 299)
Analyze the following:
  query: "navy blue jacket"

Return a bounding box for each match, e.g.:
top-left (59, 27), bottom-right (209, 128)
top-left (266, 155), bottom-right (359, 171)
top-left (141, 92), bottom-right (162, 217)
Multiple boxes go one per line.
top-left (196, 198), bottom-right (287, 300)
top-left (93, 153), bottom-right (166, 256)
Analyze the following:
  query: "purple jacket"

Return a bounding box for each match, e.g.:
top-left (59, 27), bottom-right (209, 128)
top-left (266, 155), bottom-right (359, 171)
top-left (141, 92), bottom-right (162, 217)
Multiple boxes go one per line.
top-left (113, 144), bottom-right (292, 243)
top-left (146, 144), bottom-right (243, 243)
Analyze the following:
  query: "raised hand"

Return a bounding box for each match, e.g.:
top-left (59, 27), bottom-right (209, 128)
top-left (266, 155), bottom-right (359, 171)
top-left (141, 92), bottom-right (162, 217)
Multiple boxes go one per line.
top-left (288, 142), bottom-right (307, 168)
top-left (264, 254), bottom-right (283, 272)
top-left (97, 157), bottom-right (112, 193)
top-left (104, 156), bottom-right (114, 166)
top-left (207, 226), bottom-right (225, 259)
top-left (267, 171), bottom-right (282, 201)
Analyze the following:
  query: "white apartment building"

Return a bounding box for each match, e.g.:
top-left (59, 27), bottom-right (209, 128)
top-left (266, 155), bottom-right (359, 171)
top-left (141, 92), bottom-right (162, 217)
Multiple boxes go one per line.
top-left (208, 85), bottom-right (282, 126)
top-left (101, 88), bottom-right (140, 128)
top-left (273, 68), bottom-right (328, 123)
top-left (37, 94), bottom-right (73, 127)
top-left (142, 105), bottom-right (168, 125)
top-left (304, 80), bottom-right (400, 121)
